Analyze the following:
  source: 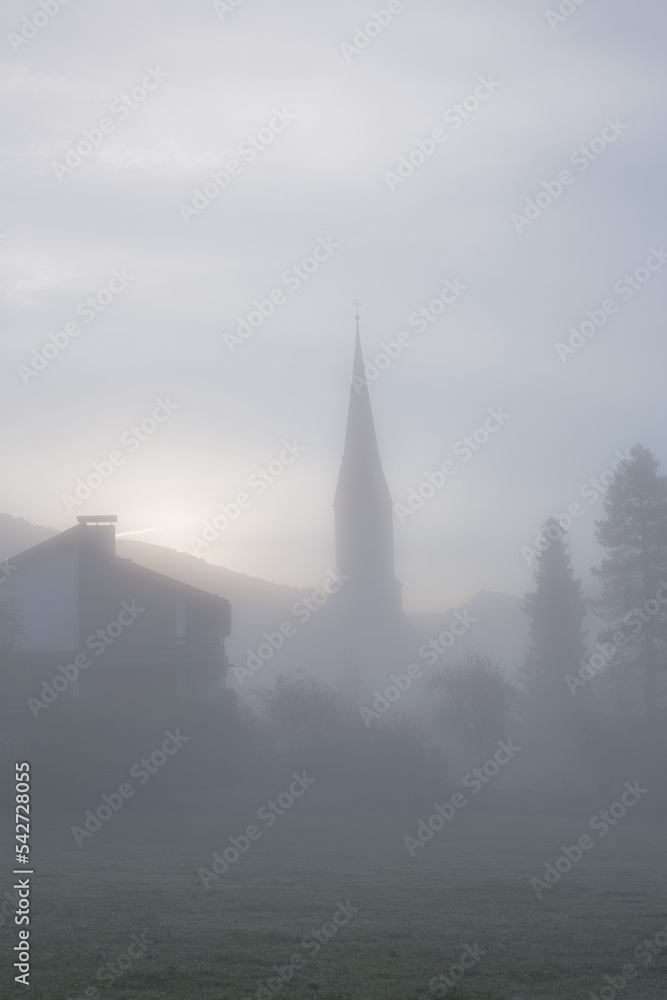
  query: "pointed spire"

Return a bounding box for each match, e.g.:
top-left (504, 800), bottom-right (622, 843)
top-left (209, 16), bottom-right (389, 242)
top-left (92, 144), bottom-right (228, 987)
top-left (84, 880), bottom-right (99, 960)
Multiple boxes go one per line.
top-left (339, 302), bottom-right (382, 471)
top-left (330, 302), bottom-right (409, 674)
top-left (352, 301), bottom-right (366, 385)
top-left (334, 305), bottom-right (398, 596)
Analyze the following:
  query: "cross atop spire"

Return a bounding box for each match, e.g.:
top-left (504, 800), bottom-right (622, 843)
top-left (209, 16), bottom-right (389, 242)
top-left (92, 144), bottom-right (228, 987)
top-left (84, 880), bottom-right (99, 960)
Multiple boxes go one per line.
top-left (354, 299), bottom-right (361, 322)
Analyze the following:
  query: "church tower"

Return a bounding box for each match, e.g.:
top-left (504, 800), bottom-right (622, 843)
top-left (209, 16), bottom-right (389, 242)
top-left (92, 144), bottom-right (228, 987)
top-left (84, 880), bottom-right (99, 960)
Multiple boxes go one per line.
top-left (334, 306), bottom-right (404, 626)
top-left (250, 305), bottom-right (415, 690)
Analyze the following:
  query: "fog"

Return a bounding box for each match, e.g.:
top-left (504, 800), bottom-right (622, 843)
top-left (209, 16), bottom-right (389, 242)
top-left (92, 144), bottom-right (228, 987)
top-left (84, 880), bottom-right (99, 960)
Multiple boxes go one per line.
top-left (1, 1), bottom-right (666, 997)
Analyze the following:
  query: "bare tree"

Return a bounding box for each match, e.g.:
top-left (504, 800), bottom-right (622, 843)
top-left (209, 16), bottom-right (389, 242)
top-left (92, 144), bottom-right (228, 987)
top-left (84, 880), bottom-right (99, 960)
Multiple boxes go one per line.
top-left (428, 652), bottom-right (522, 766)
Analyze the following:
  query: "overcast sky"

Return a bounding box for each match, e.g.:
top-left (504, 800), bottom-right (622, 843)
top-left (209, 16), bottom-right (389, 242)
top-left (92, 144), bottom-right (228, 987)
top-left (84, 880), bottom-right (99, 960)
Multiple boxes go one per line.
top-left (2, 0), bottom-right (666, 612)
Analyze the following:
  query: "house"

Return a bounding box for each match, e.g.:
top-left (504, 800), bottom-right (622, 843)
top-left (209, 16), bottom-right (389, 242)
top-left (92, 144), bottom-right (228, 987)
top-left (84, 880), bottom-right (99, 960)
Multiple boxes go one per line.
top-left (1, 515), bottom-right (231, 701)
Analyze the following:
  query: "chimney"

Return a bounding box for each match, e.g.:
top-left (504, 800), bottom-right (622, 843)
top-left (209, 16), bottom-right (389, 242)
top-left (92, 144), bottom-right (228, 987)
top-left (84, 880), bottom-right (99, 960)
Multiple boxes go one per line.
top-left (76, 515), bottom-right (117, 555)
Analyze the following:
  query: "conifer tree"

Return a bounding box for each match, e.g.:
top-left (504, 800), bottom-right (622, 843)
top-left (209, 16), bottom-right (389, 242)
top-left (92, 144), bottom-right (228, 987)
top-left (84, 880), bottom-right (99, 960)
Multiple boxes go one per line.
top-left (518, 519), bottom-right (590, 790)
top-left (521, 518), bottom-right (587, 704)
top-left (593, 444), bottom-right (667, 736)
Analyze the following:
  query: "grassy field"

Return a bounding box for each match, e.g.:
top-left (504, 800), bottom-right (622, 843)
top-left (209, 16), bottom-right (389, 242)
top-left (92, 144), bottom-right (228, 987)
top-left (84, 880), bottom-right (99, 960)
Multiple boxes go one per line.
top-left (4, 797), bottom-right (667, 999)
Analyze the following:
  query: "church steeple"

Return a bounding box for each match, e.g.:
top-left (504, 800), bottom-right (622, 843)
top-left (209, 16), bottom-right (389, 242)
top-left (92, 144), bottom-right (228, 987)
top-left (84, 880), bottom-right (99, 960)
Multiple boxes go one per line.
top-left (334, 306), bottom-right (402, 613)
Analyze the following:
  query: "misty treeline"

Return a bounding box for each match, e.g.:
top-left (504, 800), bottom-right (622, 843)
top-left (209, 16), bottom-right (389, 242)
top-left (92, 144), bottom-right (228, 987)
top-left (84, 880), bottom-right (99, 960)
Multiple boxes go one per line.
top-left (0, 670), bottom-right (446, 808)
top-left (1, 444), bottom-right (666, 808)
top-left (517, 442), bottom-right (667, 795)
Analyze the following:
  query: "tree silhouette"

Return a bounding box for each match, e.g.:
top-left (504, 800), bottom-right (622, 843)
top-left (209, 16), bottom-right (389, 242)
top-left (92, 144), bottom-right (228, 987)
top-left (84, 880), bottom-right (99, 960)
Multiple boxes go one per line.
top-left (521, 517), bottom-right (587, 706)
top-left (593, 444), bottom-right (667, 738)
top-left (429, 652), bottom-right (521, 766)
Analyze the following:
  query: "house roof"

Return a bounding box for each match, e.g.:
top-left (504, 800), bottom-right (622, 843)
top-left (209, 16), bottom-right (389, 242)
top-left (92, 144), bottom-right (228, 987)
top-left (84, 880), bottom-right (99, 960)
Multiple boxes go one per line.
top-left (10, 522), bottom-right (229, 609)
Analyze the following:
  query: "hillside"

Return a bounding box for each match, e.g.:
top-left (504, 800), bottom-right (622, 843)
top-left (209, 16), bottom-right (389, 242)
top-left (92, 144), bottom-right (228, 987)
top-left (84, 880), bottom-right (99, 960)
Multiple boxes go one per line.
top-left (0, 513), bottom-right (56, 557)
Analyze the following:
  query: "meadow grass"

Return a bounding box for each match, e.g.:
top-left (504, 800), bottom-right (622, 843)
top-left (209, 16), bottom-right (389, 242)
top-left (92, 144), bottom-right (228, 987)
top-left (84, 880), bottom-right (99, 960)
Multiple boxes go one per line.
top-left (5, 798), bottom-right (667, 999)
